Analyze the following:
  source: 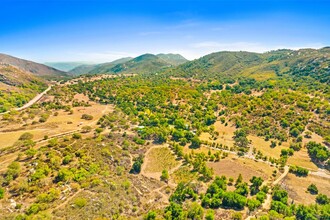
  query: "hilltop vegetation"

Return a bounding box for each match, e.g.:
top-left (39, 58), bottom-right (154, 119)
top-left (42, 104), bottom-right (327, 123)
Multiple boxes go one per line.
top-left (169, 48), bottom-right (330, 86)
top-left (69, 53), bottom-right (187, 75)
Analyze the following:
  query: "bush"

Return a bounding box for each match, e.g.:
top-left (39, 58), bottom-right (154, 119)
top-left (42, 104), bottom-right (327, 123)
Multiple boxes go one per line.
top-left (130, 155), bottom-right (144, 174)
top-left (72, 133), bottom-right (82, 139)
top-left (74, 198), bottom-right (87, 208)
top-left (289, 165), bottom-right (309, 177)
top-left (247, 199), bottom-right (261, 211)
top-left (19, 132), bottom-right (33, 140)
top-left (307, 184), bottom-right (318, 195)
top-left (144, 211), bottom-right (157, 220)
top-left (81, 114), bottom-right (93, 120)
top-left (231, 212), bottom-right (242, 220)
top-left (222, 192), bottom-right (247, 209)
top-left (316, 194), bottom-right (329, 205)
top-left (161, 169), bottom-right (169, 183)
top-left (306, 141), bottom-right (329, 162)
top-left (0, 187), bottom-right (4, 199)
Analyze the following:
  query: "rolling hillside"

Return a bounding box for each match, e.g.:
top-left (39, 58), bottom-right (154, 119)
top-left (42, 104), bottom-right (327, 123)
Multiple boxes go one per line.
top-left (169, 48), bottom-right (330, 84)
top-left (70, 53), bottom-right (188, 75)
top-left (0, 53), bottom-right (68, 79)
top-left (0, 64), bottom-right (48, 112)
top-left (156, 53), bottom-right (187, 65)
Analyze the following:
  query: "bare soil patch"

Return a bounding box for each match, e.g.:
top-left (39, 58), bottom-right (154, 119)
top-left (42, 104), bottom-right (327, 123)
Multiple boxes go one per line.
top-left (281, 173), bottom-right (330, 205)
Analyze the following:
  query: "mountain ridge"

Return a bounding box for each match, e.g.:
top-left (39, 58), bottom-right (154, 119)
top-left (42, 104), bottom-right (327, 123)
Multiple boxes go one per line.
top-left (0, 53), bottom-right (68, 80)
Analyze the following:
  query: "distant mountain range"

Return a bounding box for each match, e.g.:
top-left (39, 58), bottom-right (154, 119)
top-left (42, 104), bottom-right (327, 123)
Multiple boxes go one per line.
top-left (69, 53), bottom-right (188, 75)
top-left (44, 62), bottom-right (96, 72)
top-left (0, 53), bottom-right (68, 80)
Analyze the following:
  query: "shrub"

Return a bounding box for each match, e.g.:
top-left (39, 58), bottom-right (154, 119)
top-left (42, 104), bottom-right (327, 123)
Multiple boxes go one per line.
top-left (289, 165), bottom-right (309, 177)
top-left (144, 211), bottom-right (157, 220)
top-left (307, 184), bottom-right (318, 195)
top-left (72, 133), bottom-right (82, 139)
top-left (74, 198), bottom-right (87, 208)
top-left (0, 187), bottom-right (4, 199)
top-left (81, 114), bottom-right (93, 120)
top-left (19, 132), bottom-right (33, 140)
top-left (231, 212), bottom-right (242, 220)
top-left (316, 194), bottom-right (329, 205)
top-left (222, 192), bottom-right (247, 209)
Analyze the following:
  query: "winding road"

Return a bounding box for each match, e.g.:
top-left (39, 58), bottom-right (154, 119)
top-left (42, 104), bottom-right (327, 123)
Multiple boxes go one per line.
top-left (0, 85), bottom-right (52, 115)
top-left (15, 85), bottom-right (52, 111)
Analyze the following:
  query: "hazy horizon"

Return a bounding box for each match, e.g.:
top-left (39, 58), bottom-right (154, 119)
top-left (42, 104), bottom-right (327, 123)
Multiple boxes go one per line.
top-left (1, 0), bottom-right (330, 63)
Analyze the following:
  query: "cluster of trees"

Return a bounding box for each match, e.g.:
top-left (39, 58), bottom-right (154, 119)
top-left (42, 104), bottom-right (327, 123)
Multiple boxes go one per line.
top-left (306, 141), bottom-right (330, 168)
top-left (267, 186), bottom-right (330, 219)
top-left (289, 165), bottom-right (309, 177)
top-left (201, 175), bottom-right (265, 211)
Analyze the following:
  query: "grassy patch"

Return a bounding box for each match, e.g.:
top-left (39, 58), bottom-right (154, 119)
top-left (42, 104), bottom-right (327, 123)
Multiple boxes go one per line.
top-left (144, 146), bottom-right (179, 173)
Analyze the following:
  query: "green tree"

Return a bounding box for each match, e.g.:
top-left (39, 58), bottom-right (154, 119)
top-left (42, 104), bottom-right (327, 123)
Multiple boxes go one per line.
top-left (190, 136), bottom-right (202, 149)
top-left (161, 169), bottom-right (169, 183)
top-left (187, 202), bottom-right (204, 220)
top-left (307, 184), bottom-right (318, 195)
top-left (316, 194), bottom-right (329, 205)
top-left (164, 202), bottom-right (185, 220)
top-left (19, 132), bottom-right (33, 140)
top-left (144, 211), bottom-right (157, 220)
top-left (205, 210), bottom-right (215, 220)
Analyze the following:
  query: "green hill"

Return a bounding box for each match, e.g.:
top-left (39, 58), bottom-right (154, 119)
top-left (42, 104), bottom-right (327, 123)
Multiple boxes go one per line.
top-left (169, 48), bottom-right (330, 84)
top-left (70, 53), bottom-right (188, 75)
top-left (156, 53), bottom-right (188, 65)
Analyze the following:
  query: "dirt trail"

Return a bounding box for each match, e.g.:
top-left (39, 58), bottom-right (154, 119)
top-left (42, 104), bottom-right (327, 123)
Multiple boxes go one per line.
top-left (0, 86), bottom-right (52, 115)
top-left (272, 166), bottom-right (289, 185)
top-left (245, 166), bottom-right (289, 220)
top-left (52, 189), bottom-right (83, 212)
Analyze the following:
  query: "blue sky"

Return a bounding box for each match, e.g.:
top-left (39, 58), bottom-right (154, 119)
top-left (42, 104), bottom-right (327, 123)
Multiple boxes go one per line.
top-left (1, 0), bottom-right (330, 62)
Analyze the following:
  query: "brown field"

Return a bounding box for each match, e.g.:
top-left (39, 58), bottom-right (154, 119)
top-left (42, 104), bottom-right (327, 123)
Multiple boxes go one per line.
top-left (281, 173), bottom-right (330, 205)
top-left (0, 98), bottom-right (112, 149)
top-left (302, 131), bottom-right (324, 145)
top-left (287, 148), bottom-right (318, 171)
top-left (207, 154), bottom-right (277, 183)
top-left (183, 145), bottom-right (217, 155)
top-left (248, 135), bottom-right (289, 159)
top-left (200, 121), bottom-right (236, 148)
top-left (0, 129), bottom-right (47, 149)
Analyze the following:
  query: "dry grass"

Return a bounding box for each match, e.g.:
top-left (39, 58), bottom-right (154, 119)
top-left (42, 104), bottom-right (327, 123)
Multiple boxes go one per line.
top-left (0, 129), bottom-right (47, 149)
top-left (248, 135), bottom-right (289, 159)
top-left (281, 173), bottom-right (330, 205)
top-left (0, 100), bottom-right (113, 149)
top-left (207, 154), bottom-right (276, 183)
top-left (287, 148), bottom-right (318, 171)
top-left (171, 166), bottom-right (199, 184)
top-left (200, 121), bottom-right (236, 148)
top-left (143, 145), bottom-right (180, 173)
